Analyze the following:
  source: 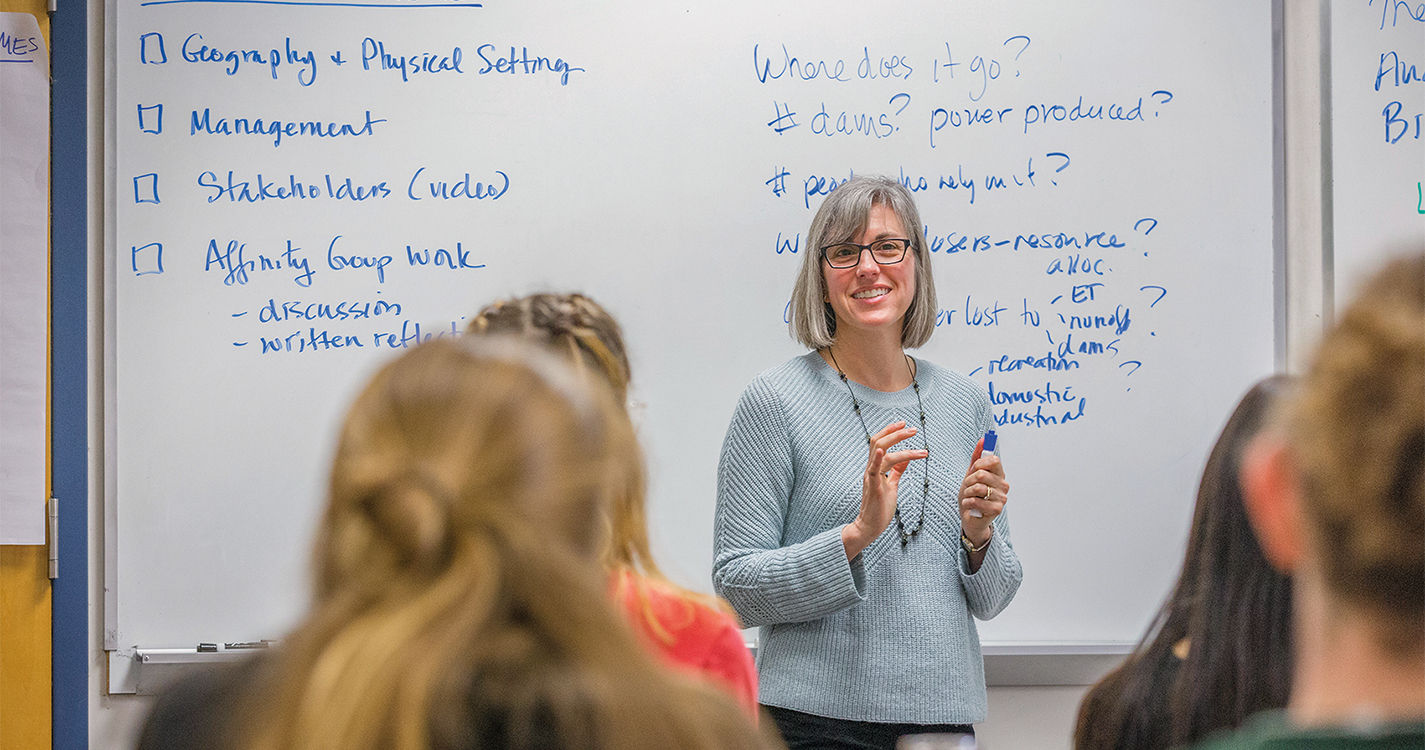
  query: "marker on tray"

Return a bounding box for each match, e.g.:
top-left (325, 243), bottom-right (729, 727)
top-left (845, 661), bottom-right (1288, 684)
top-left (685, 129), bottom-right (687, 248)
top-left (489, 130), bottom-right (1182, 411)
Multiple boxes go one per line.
top-left (969, 430), bottom-right (997, 518)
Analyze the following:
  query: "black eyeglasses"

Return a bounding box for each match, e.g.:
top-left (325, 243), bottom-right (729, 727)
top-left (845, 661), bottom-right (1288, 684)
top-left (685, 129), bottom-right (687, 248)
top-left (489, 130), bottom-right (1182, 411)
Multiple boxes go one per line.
top-left (821, 239), bottom-right (912, 269)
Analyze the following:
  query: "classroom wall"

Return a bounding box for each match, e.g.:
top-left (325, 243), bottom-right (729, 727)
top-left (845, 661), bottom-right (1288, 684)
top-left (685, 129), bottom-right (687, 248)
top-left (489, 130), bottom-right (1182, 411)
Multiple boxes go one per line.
top-left (76, 2), bottom-right (1341, 750)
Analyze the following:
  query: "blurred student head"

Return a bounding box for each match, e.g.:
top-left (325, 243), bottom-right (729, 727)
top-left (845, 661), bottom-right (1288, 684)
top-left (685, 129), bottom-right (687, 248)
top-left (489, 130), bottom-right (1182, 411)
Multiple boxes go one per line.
top-left (238, 338), bottom-right (767, 750)
top-left (1075, 376), bottom-right (1294, 750)
top-left (467, 293), bottom-right (760, 719)
top-left (1241, 251), bottom-right (1424, 723)
top-left (468, 292), bottom-right (631, 401)
top-left (467, 292), bottom-right (659, 579)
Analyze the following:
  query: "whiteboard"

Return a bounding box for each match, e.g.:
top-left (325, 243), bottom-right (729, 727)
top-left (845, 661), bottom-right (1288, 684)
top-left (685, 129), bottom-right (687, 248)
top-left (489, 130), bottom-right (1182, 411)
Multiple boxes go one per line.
top-left (1330, 0), bottom-right (1424, 303)
top-left (109, 0), bottom-right (1277, 651)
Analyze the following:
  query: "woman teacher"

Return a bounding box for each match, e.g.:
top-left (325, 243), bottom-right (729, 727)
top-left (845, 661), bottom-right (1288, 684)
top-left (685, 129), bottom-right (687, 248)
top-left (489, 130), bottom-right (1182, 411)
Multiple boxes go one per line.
top-left (713, 174), bottom-right (1023, 748)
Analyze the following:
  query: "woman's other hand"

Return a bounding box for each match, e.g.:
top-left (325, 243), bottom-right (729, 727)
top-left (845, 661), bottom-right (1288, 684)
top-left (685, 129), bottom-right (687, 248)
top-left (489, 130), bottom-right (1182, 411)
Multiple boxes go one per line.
top-left (959, 436), bottom-right (1007, 547)
top-left (841, 420), bottom-right (927, 559)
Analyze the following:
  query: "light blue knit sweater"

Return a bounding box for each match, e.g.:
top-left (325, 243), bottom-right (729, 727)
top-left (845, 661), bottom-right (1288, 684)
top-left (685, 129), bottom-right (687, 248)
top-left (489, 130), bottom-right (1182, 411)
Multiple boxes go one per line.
top-left (713, 352), bottom-right (1022, 724)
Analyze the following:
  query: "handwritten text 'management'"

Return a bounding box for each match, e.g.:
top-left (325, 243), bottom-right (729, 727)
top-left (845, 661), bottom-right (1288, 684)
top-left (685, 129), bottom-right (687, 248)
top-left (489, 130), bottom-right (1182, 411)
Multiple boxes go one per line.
top-left (190, 108), bottom-right (385, 147)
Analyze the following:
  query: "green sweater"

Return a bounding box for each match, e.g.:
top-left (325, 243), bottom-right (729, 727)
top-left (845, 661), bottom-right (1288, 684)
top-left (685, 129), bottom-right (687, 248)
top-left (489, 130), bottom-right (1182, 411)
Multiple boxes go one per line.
top-left (713, 352), bottom-right (1022, 724)
top-left (1191, 710), bottom-right (1425, 750)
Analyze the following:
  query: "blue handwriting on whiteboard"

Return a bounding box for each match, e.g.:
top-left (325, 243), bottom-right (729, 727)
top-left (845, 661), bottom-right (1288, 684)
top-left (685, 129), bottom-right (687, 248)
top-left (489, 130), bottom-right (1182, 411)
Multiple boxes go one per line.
top-left (1045, 254), bottom-right (1109, 275)
top-left (752, 44), bottom-right (911, 83)
top-left (1383, 101), bottom-right (1423, 143)
top-left (1056, 305), bottom-right (1133, 336)
top-left (988, 380), bottom-right (1076, 407)
top-left (923, 227), bottom-right (1125, 255)
top-left (983, 350), bottom-right (1079, 375)
top-left (180, 34), bottom-right (317, 85)
top-left (931, 37), bottom-right (1033, 96)
top-left (361, 39), bottom-right (462, 81)
top-left (1022, 94), bottom-right (1166, 134)
top-left (372, 321), bottom-right (463, 349)
top-left (198, 171), bottom-right (390, 202)
top-left (1374, 0), bottom-right (1425, 29)
top-left (1045, 331), bottom-right (1121, 359)
top-left (1376, 50), bottom-right (1424, 90)
top-left (205, 239), bottom-right (316, 287)
top-left (407, 167), bottom-right (509, 200)
top-left (260, 329), bottom-right (364, 353)
top-left (190, 108), bottom-right (385, 147)
top-left (934, 296), bottom-right (1007, 327)
top-left (994, 397), bottom-right (1088, 429)
top-left (326, 236), bottom-right (391, 284)
top-left (405, 243), bottom-right (485, 270)
top-left (258, 298), bottom-right (401, 323)
top-left (802, 170), bottom-right (856, 208)
top-left (475, 45), bottom-right (584, 85)
top-left (753, 44), bottom-right (851, 83)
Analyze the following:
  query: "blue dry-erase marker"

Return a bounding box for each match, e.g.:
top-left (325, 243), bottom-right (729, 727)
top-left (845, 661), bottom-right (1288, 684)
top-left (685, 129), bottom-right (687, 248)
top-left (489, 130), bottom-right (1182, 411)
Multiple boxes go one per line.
top-left (968, 430), bottom-right (997, 518)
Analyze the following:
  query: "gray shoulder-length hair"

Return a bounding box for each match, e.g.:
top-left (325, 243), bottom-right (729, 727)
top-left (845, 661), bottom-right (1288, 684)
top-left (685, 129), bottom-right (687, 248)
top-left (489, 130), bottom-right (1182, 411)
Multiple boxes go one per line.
top-left (788, 174), bottom-right (937, 349)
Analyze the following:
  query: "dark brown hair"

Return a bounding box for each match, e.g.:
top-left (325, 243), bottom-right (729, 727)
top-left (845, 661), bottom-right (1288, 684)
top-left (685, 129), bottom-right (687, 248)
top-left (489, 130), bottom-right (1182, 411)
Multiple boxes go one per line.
top-left (1075, 376), bottom-right (1294, 750)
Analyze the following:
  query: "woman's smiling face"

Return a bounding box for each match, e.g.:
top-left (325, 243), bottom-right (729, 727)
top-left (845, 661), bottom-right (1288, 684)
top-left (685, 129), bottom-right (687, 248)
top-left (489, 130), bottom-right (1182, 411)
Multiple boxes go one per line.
top-left (822, 202), bottom-right (916, 341)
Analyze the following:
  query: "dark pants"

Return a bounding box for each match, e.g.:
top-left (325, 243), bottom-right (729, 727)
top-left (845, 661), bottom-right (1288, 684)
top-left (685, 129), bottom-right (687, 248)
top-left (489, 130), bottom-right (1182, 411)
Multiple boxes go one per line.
top-left (765, 705), bottom-right (975, 750)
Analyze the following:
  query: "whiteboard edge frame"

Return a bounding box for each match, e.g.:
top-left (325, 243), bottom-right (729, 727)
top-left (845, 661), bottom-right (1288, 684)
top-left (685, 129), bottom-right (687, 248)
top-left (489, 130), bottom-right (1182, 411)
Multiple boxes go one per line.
top-left (101, 0), bottom-right (117, 656)
top-left (1273, 0), bottom-right (1287, 372)
top-left (92, 1), bottom-right (1297, 668)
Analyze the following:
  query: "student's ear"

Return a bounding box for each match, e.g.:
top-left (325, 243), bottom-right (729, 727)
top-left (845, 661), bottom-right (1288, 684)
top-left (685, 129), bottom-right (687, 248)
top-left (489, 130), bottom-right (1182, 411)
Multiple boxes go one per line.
top-left (1240, 434), bottom-right (1306, 573)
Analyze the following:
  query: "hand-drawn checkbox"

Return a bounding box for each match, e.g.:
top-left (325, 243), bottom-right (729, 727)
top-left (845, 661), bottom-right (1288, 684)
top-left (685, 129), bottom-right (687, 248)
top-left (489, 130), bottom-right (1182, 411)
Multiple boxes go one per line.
top-left (134, 174), bottom-right (161, 204)
top-left (138, 104), bottom-right (163, 134)
top-left (132, 243), bottom-right (164, 276)
top-left (140, 33), bottom-right (167, 64)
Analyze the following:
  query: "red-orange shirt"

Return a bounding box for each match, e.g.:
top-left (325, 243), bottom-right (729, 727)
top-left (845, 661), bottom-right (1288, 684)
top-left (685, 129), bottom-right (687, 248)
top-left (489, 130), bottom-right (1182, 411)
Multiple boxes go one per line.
top-left (614, 571), bottom-right (759, 718)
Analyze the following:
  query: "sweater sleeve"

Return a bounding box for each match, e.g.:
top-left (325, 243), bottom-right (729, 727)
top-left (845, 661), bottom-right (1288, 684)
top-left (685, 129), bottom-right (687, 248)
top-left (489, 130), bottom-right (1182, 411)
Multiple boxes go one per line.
top-left (958, 508), bottom-right (1022, 619)
top-left (957, 398), bottom-right (1022, 619)
top-left (712, 378), bottom-right (866, 628)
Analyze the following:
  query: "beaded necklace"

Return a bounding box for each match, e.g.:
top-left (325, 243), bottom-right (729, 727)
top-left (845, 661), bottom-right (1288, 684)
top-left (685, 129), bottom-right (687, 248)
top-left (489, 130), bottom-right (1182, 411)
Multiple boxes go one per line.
top-left (826, 348), bottom-right (929, 546)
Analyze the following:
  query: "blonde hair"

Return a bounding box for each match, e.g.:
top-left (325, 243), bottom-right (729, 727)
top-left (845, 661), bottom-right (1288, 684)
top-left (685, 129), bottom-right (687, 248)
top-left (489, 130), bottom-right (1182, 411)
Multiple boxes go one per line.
top-left (469, 293), bottom-right (631, 403)
top-left (1287, 251), bottom-right (1424, 657)
top-left (235, 339), bottom-right (767, 750)
top-left (469, 293), bottom-right (737, 642)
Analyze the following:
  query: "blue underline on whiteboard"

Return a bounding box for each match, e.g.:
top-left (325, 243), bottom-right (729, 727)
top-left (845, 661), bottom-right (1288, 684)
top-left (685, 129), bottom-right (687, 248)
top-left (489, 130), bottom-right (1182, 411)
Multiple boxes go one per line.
top-left (140, 0), bottom-right (480, 6)
top-left (1, 59), bottom-right (36, 63)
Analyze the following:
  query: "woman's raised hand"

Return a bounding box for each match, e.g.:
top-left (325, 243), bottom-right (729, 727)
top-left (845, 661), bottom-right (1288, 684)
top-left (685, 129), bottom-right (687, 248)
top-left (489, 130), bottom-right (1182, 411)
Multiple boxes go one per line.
top-left (841, 420), bottom-right (928, 560)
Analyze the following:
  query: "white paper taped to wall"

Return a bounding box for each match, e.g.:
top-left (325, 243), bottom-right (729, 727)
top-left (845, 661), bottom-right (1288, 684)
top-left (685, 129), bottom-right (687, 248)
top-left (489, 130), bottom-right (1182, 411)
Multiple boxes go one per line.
top-left (0, 11), bottom-right (50, 545)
